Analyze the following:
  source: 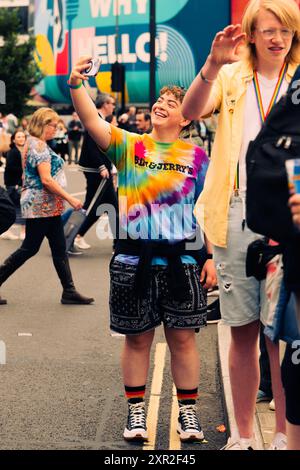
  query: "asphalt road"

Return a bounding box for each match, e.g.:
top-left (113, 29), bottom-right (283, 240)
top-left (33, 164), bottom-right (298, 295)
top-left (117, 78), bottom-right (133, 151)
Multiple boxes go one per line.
top-left (0, 166), bottom-right (227, 450)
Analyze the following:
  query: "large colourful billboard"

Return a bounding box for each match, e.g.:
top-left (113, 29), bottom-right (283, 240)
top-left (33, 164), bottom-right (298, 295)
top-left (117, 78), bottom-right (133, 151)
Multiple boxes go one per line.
top-left (34, 0), bottom-right (230, 104)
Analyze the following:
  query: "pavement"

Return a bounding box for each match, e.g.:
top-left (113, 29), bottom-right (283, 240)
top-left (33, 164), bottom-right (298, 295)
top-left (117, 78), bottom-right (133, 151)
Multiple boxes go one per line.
top-left (218, 322), bottom-right (277, 450)
top-left (0, 166), bottom-right (227, 451)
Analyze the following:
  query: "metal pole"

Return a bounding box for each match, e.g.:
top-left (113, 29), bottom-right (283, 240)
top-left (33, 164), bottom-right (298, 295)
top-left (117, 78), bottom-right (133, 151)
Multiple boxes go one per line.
top-left (115, 0), bottom-right (119, 58)
top-left (149, 0), bottom-right (156, 107)
top-left (115, 0), bottom-right (119, 107)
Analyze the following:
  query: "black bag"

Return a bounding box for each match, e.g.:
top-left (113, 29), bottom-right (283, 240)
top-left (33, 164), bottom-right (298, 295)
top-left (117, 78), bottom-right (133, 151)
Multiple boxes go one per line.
top-left (246, 65), bottom-right (300, 243)
top-left (246, 238), bottom-right (282, 281)
top-left (0, 186), bottom-right (16, 234)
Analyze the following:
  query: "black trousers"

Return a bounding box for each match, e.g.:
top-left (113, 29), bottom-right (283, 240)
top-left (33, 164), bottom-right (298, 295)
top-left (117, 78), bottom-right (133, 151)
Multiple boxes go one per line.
top-left (259, 325), bottom-right (273, 397)
top-left (0, 216), bottom-right (68, 289)
top-left (281, 343), bottom-right (300, 425)
top-left (78, 172), bottom-right (119, 241)
top-left (22, 216), bottom-right (66, 257)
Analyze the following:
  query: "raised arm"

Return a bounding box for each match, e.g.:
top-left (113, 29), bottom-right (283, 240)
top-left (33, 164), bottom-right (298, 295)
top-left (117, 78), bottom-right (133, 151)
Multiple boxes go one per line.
top-left (68, 56), bottom-right (111, 151)
top-left (182, 25), bottom-right (246, 120)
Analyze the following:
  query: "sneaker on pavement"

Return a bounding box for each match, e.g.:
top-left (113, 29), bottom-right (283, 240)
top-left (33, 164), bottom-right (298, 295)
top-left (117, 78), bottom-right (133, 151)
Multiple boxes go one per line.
top-left (221, 437), bottom-right (255, 450)
top-left (123, 401), bottom-right (148, 442)
top-left (67, 245), bottom-right (83, 256)
top-left (269, 399), bottom-right (275, 411)
top-left (74, 236), bottom-right (91, 250)
top-left (177, 403), bottom-right (204, 442)
top-left (207, 287), bottom-right (219, 297)
top-left (269, 432), bottom-right (287, 450)
top-left (0, 230), bottom-right (19, 240)
top-left (206, 298), bottom-right (221, 324)
top-left (0, 295), bottom-right (7, 305)
top-left (256, 389), bottom-right (273, 403)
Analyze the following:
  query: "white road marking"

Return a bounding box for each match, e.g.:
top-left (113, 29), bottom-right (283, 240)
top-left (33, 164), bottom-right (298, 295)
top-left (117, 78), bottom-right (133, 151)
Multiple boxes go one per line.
top-left (143, 342), bottom-right (167, 450)
top-left (169, 384), bottom-right (181, 450)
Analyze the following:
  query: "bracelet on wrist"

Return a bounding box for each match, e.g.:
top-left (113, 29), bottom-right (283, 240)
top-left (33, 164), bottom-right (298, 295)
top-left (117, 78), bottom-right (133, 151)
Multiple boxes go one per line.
top-left (206, 253), bottom-right (213, 260)
top-left (200, 69), bottom-right (216, 84)
top-left (67, 79), bottom-right (83, 89)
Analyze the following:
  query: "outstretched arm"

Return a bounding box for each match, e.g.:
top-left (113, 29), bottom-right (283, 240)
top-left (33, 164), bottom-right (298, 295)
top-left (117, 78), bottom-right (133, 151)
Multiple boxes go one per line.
top-left (68, 56), bottom-right (111, 151)
top-left (182, 25), bottom-right (246, 120)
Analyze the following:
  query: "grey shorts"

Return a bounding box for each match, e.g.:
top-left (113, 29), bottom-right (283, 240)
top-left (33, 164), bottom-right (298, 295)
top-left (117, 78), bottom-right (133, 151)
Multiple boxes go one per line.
top-left (213, 193), bottom-right (267, 327)
top-left (109, 260), bottom-right (207, 335)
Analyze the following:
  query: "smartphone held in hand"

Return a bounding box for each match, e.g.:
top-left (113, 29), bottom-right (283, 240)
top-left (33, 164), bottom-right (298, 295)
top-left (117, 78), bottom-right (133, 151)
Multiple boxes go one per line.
top-left (85, 58), bottom-right (101, 77)
top-left (285, 159), bottom-right (300, 194)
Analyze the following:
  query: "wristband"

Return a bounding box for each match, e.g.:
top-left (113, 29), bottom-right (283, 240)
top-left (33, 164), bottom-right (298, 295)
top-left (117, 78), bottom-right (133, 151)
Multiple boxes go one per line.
top-left (67, 79), bottom-right (83, 89)
top-left (200, 70), bottom-right (215, 84)
top-left (206, 253), bottom-right (213, 259)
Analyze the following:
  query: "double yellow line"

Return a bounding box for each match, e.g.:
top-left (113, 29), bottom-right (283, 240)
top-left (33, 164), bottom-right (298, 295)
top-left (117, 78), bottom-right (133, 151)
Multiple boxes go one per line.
top-left (143, 342), bottom-right (181, 450)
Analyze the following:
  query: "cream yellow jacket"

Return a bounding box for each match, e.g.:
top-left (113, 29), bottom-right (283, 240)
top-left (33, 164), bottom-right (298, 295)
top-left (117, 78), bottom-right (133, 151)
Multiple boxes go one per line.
top-left (195, 60), bottom-right (298, 248)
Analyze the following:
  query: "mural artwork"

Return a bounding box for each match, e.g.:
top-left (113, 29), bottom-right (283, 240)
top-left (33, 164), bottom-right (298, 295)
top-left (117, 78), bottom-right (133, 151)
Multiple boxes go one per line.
top-left (34, 0), bottom-right (230, 104)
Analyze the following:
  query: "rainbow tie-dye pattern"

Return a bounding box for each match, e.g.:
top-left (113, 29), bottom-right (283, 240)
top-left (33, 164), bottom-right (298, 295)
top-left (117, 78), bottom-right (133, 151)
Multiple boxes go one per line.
top-left (107, 125), bottom-right (209, 243)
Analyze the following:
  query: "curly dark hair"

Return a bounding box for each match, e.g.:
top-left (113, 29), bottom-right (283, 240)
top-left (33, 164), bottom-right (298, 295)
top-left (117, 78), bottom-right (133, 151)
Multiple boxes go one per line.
top-left (159, 85), bottom-right (187, 103)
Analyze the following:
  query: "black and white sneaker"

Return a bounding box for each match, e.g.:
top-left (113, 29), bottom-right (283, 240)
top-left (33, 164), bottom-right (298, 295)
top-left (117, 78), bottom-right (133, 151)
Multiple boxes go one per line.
top-left (123, 401), bottom-right (148, 442)
top-left (67, 245), bottom-right (83, 256)
top-left (207, 287), bottom-right (221, 324)
top-left (177, 403), bottom-right (204, 442)
top-left (207, 298), bottom-right (221, 324)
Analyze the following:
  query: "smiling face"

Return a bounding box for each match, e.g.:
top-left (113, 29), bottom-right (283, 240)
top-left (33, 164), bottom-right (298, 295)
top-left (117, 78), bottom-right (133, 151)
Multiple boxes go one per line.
top-left (250, 9), bottom-right (294, 66)
top-left (151, 92), bottom-right (190, 133)
top-left (13, 131), bottom-right (26, 148)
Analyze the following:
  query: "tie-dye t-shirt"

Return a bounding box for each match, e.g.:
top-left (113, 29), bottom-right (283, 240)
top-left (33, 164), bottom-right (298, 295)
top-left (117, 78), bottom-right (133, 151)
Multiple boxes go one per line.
top-left (21, 137), bottom-right (66, 218)
top-left (106, 125), bottom-right (209, 246)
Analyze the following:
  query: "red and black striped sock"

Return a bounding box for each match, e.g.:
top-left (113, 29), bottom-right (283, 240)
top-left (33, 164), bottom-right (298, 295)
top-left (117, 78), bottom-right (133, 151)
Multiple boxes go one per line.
top-left (125, 385), bottom-right (146, 404)
top-left (177, 387), bottom-right (198, 405)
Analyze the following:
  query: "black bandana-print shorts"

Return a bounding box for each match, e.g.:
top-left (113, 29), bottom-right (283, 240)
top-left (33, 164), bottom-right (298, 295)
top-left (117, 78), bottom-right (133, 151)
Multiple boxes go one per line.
top-left (109, 260), bottom-right (207, 335)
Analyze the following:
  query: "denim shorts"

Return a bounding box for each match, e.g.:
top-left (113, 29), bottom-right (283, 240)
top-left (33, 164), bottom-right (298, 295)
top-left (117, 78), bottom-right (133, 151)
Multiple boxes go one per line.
top-left (213, 193), bottom-right (267, 327)
top-left (109, 260), bottom-right (207, 335)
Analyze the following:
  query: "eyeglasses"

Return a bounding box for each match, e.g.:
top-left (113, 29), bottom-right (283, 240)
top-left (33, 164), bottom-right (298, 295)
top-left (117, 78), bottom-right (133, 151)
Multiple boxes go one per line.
top-left (47, 123), bottom-right (58, 129)
top-left (255, 28), bottom-right (294, 39)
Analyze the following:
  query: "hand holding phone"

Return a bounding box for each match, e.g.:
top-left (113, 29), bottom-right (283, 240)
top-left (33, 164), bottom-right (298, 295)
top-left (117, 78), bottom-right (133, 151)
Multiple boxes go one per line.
top-left (85, 58), bottom-right (101, 77)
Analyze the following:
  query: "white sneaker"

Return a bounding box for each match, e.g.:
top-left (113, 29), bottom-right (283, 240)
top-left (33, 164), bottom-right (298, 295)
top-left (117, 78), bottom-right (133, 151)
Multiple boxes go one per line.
top-left (269, 399), bottom-right (275, 411)
top-left (74, 236), bottom-right (91, 250)
top-left (207, 288), bottom-right (219, 297)
top-left (0, 230), bottom-right (19, 240)
top-left (269, 432), bottom-right (287, 450)
top-left (221, 437), bottom-right (255, 450)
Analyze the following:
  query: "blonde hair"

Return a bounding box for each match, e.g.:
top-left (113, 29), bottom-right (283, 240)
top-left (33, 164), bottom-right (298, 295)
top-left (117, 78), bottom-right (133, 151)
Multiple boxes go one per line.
top-left (28, 108), bottom-right (59, 138)
top-left (242, 0), bottom-right (300, 65)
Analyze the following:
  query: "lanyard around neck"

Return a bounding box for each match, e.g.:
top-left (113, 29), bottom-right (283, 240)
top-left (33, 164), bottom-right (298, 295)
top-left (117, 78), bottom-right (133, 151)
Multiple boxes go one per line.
top-left (234, 63), bottom-right (287, 192)
top-left (253, 62), bottom-right (287, 124)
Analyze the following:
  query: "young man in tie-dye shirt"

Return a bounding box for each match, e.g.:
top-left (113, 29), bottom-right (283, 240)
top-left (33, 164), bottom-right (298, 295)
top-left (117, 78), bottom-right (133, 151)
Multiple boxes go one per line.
top-left (69, 57), bottom-right (217, 443)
